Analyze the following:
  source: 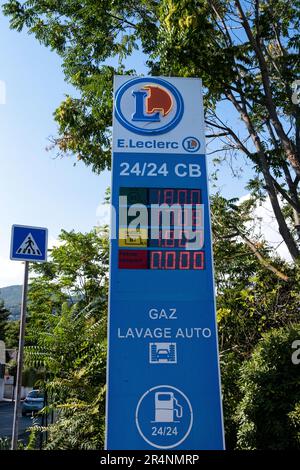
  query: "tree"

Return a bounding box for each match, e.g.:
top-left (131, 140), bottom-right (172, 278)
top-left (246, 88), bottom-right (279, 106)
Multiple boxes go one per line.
top-left (155, 0), bottom-right (300, 262)
top-left (212, 194), bottom-right (300, 355)
top-left (4, 320), bottom-right (19, 349)
top-left (0, 300), bottom-right (10, 341)
top-left (212, 193), bottom-right (291, 283)
top-left (27, 228), bottom-right (109, 344)
top-left (27, 301), bottom-right (107, 449)
top-left (24, 228), bottom-right (109, 449)
top-left (3, 0), bottom-right (300, 263)
top-left (211, 193), bottom-right (300, 448)
top-left (3, 0), bottom-right (158, 173)
top-left (235, 325), bottom-right (300, 449)
top-left (217, 252), bottom-right (300, 448)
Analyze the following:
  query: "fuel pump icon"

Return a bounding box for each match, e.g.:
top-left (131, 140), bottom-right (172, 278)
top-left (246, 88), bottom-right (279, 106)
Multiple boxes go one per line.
top-left (136, 385), bottom-right (193, 448)
top-left (154, 392), bottom-right (183, 423)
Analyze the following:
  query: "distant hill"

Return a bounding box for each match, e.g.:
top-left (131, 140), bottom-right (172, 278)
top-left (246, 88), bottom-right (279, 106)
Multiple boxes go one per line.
top-left (0, 285), bottom-right (22, 320)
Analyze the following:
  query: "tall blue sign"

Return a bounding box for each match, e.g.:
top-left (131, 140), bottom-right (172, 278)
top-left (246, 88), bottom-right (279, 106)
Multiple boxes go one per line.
top-left (106, 76), bottom-right (225, 450)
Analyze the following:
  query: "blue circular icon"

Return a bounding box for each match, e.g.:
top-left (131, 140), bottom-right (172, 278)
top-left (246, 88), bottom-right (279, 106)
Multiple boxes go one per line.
top-left (135, 385), bottom-right (193, 449)
top-left (182, 136), bottom-right (201, 153)
top-left (115, 78), bottom-right (184, 136)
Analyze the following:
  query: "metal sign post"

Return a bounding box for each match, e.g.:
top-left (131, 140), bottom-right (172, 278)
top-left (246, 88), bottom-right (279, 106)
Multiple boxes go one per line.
top-left (11, 261), bottom-right (29, 450)
top-left (10, 224), bottom-right (48, 450)
top-left (0, 340), bottom-right (6, 401)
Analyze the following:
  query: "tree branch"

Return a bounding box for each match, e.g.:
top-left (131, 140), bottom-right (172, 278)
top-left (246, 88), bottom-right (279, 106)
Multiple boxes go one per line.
top-left (271, 177), bottom-right (300, 212)
top-left (206, 118), bottom-right (252, 158)
top-left (234, 0), bottom-right (300, 176)
top-left (226, 89), bottom-right (300, 260)
top-left (241, 234), bottom-right (289, 282)
top-left (213, 216), bottom-right (289, 281)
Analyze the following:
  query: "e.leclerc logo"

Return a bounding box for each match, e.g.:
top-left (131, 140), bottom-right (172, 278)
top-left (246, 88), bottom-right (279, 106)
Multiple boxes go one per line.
top-left (115, 77), bottom-right (184, 136)
top-left (182, 136), bottom-right (201, 153)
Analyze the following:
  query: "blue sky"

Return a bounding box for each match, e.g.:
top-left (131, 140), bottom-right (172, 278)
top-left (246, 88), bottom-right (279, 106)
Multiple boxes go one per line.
top-left (0, 15), bottom-right (111, 286)
top-left (0, 14), bottom-right (251, 287)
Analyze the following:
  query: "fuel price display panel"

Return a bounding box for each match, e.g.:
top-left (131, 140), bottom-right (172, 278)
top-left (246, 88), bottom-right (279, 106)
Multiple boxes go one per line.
top-left (106, 76), bottom-right (225, 451)
top-left (118, 187), bottom-right (204, 271)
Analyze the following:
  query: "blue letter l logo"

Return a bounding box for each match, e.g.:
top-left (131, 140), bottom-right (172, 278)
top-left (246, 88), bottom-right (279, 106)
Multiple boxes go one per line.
top-left (131, 90), bottom-right (160, 122)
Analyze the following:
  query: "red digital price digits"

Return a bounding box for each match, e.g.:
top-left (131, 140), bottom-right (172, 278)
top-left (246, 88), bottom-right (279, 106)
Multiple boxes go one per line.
top-left (149, 188), bottom-right (201, 205)
top-left (154, 229), bottom-right (204, 249)
top-left (150, 251), bottom-right (204, 270)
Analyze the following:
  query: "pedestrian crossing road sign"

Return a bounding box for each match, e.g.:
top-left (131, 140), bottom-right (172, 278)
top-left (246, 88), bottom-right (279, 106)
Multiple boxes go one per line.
top-left (10, 225), bottom-right (48, 262)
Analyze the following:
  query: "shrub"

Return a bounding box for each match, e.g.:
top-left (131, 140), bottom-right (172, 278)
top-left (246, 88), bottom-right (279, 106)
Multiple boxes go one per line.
top-left (235, 325), bottom-right (300, 449)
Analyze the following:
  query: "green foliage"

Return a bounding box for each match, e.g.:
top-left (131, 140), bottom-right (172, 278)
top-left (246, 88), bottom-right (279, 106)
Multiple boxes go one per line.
top-left (4, 320), bottom-right (20, 348)
top-left (0, 285), bottom-right (21, 320)
top-left (27, 228), bottom-right (109, 344)
top-left (22, 366), bottom-right (44, 388)
top-left (235, 325), bottom-right (300, 449)
top-left (156, 0), bottom-right (300, 111)
top-left (212, 194), bottom-right (266, 290)
top-left (24, 229), bottom-right (109, 449)
top-left (212, 193), bottom-right (300, 449)
top-left (0, 436), bottom-right (24, 450)
top-left (0, 437), bottom-right (10, 450)
top-left (0, 300), bottom-right (10, 341)
top-left (288, 403), bottom-right (300, 444)
top-left (26, 300), bottom-right (107, 449)
top-left (219, 352), bottom-right (242, 449)
top-left (2, 0), bottom-right (159, 172)
top-left (218, 268), bottom-right (300, 356)
top-left (217, 259), bottom-right (300, 448)
top-left (213, 193), bottom-right (298, 356)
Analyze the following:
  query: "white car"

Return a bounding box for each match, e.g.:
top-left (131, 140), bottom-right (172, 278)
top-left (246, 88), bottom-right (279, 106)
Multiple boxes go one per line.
top-left (22, 389), bottom-right (45, 416)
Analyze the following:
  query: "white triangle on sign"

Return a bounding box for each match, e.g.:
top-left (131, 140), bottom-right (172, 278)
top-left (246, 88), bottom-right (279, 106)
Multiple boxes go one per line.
top-left (16, 233), bottom-right (42, 256)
